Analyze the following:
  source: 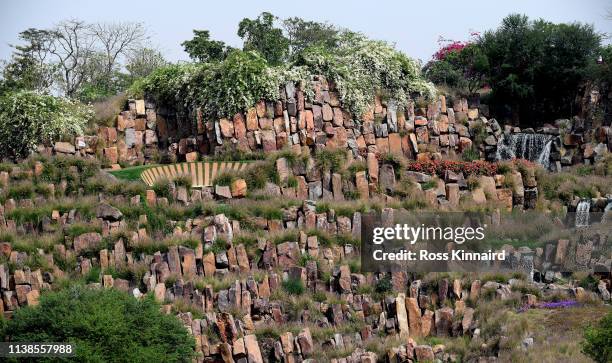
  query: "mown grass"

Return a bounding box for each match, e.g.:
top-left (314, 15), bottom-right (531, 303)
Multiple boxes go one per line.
top-left (109, 164), bottom-right (156, 181)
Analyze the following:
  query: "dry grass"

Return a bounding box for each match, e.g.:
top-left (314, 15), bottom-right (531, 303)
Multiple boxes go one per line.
top-left (500, 305), bottom-right (612, 363)
top-left (90, 93), bottom-right (128, 129)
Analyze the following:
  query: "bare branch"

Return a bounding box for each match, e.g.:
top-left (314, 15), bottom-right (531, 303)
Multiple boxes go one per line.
top-left (90, 21), bottom-right (147, 76)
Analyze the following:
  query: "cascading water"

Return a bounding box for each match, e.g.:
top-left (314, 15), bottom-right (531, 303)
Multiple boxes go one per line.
top-left (604, 200), bottom-right (612, 222)
top-left (575, 200), bottom-right (591, 228)
top-left (495, 133), bottom-right (553, 169)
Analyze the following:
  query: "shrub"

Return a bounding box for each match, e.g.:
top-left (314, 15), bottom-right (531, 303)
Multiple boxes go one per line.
top-left (152, 178), bottom-right (172, 199)
top-left (421, 180), bottom-right (437, 191)
top-left (382, 153), bottom-right (403, 173)
top-left (582, 311), bottom-right (612, 363)
top-left (375, 275), bottom-right (392, 294)
top-left (406, 159), bottom-right (497, 177)
top-left (0, 91), bottom-right (92, 160)
top-left (1, 285), bottom-right (195, 362)
top-left (282, 277), bottom-right (305, 295)
top-left (315, 149), bottom-right (346, 172)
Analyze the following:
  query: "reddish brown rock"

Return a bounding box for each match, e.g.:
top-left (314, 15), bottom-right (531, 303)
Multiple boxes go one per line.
top-left (406, 297), bottom-right (422, 337)
top-left (231, 179), bottom-right (247, 198)
top-left (246, 107), bottom-right (258, 130)
top-left (355, 171), bottom-right (369, 200)
top-left (244, 334), bottom-right (264, 363)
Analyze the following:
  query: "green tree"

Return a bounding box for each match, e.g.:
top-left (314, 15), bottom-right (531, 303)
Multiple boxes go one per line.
top-left (181, 30), bottom-right (231, 63)
top-left (282, 17), bottom-right (339, 59)
top-left (582, 311), bottom-right (612, 363)
top-left (424, 42), bottom-right (488, 95)
top-left (2, 285), bottom-right (195, 362)
top-left (238, 12), bottom-right (289, 65)
top-left (1, 28), bottom-right (57, 93)
top-left (480, 14), bottom-right (601, 125)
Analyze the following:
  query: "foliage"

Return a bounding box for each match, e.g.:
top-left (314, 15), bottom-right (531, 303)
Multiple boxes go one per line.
top-left (2, 285), bottom-right (195, 362)
top-left (480, 14), bottom-right (601, 125)
top-left (282, 17), bottom-right (339, 59)
top-left (424, 35), bottom-right (488, 95)
top-left (126, 47), bottom-right (167, 80)
top-left (461, 147), bottom-right (480, 162)
top-left (238, 12), bottom-right (289, 66)
top-left (295, 31), bottom-right (436, 116)
top-left (315, 149), bottom-right (346, 172)
top-left (181, 30), bottom-right (232, 63)
top-left (188, 51), bottom-right (280, 120)
top-left (140, 50), bottom-right (279, 120)
top-left (0, 28), bottom-right (56, 93)
top-left (282, 277), bottom-right (305, 295)
top-left (586, 44), bottom-right (612, 86)
top-left (0, 90), bottom-right (92, 160)
top-left (138, 15), bottom-right (433, 121)
top-left (405, 159), bottom-right (498, 177)
top-left (375, 275), bottom-right (392, 294)
top-left (582, 311), bottom-right (612, 363)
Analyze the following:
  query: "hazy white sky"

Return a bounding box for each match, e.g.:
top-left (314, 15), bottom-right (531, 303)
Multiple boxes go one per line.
top-left (1, 0), bottom-right (610, 64)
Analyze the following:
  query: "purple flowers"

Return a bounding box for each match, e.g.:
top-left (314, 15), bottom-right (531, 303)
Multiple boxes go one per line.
top-left (537, 300), bottom-right (580, 309)
top-left (518, 299), bottom-right (580, 313)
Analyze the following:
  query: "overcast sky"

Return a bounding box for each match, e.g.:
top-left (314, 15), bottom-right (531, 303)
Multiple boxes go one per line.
top-left (1, 0), bottom-right (610, 64)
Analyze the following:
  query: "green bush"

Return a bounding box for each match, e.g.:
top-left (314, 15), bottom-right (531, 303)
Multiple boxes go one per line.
top-left (315, 149), bottom-right (346, 173)
top-left (0, 91), bottom-right (92, 160)
top-left (1, 285), bottom-right (195, 362)
top-left (282, 277), bottom-right (305, 295)
top-left (582, 311), bottom-right (612, 363)
top-left (375, 275), bottom-right (392, 294)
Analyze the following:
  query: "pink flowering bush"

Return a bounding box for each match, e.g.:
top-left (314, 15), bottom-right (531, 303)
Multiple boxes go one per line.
top-left (406, 159), bottom-right (498, 177)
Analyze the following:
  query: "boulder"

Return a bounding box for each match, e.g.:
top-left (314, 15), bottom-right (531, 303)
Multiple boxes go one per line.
top-left (96, 203), bottom-right (123, 221)
top-left (73, 232), bottom-right (102, 254)
top-left (297, 328), bottom-right (314, 356)
top-left (230, 179), bottom-right (247, 198)
top-left (215, 185), bottom-right (232, 199)
top-left (54, 142), bottom-right (76, 154)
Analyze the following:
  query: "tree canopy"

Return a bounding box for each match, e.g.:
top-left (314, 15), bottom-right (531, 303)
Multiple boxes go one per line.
top-left (424, 14), bottom-right (604, 126)
top-left (181, 30), bottom-right (232, 63)
top-left (238, 12), bottom-right (289, 66)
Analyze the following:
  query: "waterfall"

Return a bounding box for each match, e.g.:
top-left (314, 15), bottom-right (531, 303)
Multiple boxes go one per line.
top-left (575, 200), bottom-right (591, 228)
top-left (604, 200), bottom-right (612, 222)
top-left (496, 133), bottom-right (553, 169)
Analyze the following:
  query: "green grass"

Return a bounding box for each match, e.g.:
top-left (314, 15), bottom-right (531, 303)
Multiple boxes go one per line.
top-left (109, 164), bottom-right (156, 181)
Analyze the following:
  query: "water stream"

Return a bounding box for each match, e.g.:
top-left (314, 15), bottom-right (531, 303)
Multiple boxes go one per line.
top-left (575, 200), bottom-right (591, 228)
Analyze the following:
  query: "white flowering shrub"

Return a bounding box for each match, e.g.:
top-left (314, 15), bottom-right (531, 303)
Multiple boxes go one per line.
top-left (0, 90), bottom-right (92, 160)
top-left (297, 32), bottom-right (436, 116)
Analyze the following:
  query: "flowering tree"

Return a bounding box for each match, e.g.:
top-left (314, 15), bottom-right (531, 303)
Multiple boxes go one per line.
top-left (424, 33), bottom-right (488, 94)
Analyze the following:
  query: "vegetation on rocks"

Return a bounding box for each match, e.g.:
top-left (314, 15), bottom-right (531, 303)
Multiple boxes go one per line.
top-left (1, 285), bottom-right (195, 362)
top-left (0, 91), bottom-right (92, 160)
